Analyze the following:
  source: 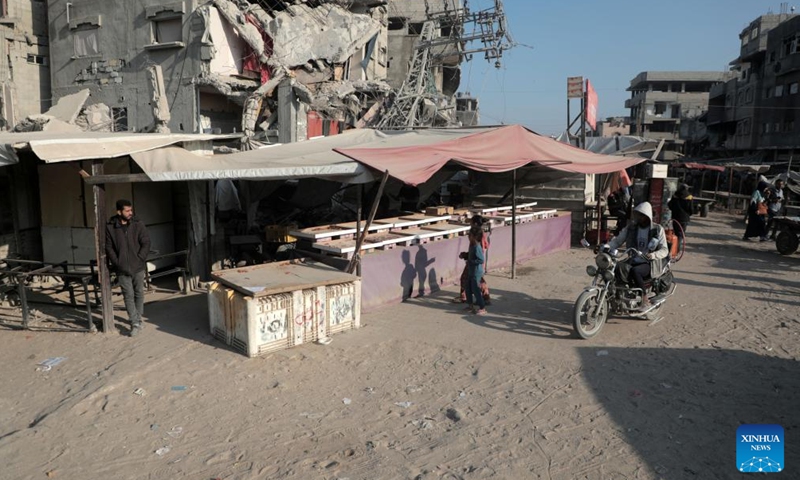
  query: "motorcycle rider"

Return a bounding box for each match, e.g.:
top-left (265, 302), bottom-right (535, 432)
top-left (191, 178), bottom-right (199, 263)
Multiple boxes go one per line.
top-left (606, 201), bottom-right (669, 311)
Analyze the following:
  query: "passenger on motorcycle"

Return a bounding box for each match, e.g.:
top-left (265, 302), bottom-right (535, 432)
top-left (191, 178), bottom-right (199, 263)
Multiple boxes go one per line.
top-left (606, 201), bottom-right (669, 310)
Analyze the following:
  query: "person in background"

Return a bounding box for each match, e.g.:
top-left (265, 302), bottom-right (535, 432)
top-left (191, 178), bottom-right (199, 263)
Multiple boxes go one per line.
top-left (667, 183), bottom-right (693, 249)
top-left (454, 215), bottom-right (491, 305)
top-left (465, 226), bottom-right (487, 316)
top-left (106, 199), bottom-right (151, 337)
top-left (742, 181), bottom-right (770, 242)
top-left (607, 187), bottom-right (631, 235)
top-left (768, 179), bottom-right (785, 240)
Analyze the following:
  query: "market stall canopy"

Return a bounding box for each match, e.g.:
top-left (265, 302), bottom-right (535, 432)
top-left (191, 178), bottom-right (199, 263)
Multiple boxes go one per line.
top-left (0, 131), bottom-right (239, 166)
top-left (335, 125), bottom-right (648, 186)
top-left (130, 129), bottom-right (392, 183)
top-left (724, 163), bottom-right (771, 173)
top-left (678, 162), bottom-right (726, 172)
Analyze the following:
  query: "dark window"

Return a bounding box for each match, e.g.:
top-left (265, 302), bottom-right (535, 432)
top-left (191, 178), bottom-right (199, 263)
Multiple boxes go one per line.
top-left (0, 176), bottom-right (13, 235)
top-left (112, 108), bottom-right (128, 132)
top-left (769, 50), bottom-right (777, 63)
top-left (388, 17), bottom-right (405, 31)
top-left (26, 54), bottom-right (47, 66)
top-left (153, 17), bottom-right (182, 44)
top-left (73, 28), bottom-right (100, 57)
top-left (408, 23), bottom-right (425, 35)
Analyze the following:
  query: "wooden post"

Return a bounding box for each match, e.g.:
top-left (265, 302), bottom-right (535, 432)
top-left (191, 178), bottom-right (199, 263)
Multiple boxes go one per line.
top-left (92, 161), bottom-right (114, 333)
top-left (727, 167), bottom-right (734, 213)
top-left (511, 169), bottom-right (517, 280)
top-left (356, 184), bottom-right (363, 277)
top-left (700, 170), bottom-right (707, 194)
top-left (347, 171), bottom-right (389, 274)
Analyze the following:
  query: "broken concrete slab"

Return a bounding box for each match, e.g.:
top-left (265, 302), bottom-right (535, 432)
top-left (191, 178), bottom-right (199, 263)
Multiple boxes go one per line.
top-left (266, 4), bottom-right (382, 67)
top-left (43, 89), bottom-right (90, 124)
top-left (148, 65), bottom-right (171, 133)
top-left (75, 103), bottom-right (113, 132)
top-left (41, 118), bottom-right (83, 133)
top-left (211, 0), bottom-right (271, 65)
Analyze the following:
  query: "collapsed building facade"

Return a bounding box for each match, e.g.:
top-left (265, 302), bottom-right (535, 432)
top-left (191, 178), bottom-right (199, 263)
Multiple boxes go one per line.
top-left (42, 0), bottom-right (478, 144)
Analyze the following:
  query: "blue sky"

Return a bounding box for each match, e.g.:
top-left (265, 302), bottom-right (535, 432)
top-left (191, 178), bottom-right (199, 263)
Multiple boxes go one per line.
top-left (461, 0), bottom-right (788, 135)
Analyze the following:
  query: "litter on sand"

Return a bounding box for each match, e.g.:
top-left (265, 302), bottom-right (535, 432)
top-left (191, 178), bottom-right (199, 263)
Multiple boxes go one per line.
top-left (155, 446), bottom-right (171, 456)
top-left (36, 357), bottom-right (66, 371)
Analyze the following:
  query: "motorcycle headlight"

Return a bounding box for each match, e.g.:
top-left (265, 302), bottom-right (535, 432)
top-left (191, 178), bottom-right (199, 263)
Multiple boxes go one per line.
top-left (603, 270), bottom-right (615, 282)
top-left (586, 265), bottom-right (598, 276)
top-left (595, 252), bottom-right (613, 270)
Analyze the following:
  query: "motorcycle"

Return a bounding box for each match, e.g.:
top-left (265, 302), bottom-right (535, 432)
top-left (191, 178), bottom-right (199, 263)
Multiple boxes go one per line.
top-left (573, 242), bottom-right (676, 339)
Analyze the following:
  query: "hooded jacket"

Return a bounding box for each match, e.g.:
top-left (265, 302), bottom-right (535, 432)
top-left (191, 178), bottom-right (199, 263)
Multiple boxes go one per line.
top-left (106, 215), bottom-right (151, 276)
top-left (608, 202), bottom-right (669, 279)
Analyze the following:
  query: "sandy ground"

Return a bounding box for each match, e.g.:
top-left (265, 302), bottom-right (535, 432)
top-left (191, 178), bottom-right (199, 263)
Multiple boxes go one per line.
top-left (1, 212), bottom-right (799, 480)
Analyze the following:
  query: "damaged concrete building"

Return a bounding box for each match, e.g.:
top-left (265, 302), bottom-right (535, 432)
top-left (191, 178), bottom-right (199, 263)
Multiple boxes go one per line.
top-left (0, 0), bottom-right (51, 128)
top-left (45, 0), bottom-right (394, 142)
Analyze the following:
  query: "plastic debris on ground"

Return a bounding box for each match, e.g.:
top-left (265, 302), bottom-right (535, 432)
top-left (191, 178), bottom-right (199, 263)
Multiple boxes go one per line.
top-left (36, 357), bottom-right (66, 371)
top-left (155, 446), bottom-right (171, 456)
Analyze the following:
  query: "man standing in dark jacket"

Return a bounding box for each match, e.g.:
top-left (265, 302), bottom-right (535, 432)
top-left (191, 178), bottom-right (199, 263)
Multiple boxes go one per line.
top-left (668, 183), bottom-right (693, 249)
top-left (106, 199), bottom-right (151, 336)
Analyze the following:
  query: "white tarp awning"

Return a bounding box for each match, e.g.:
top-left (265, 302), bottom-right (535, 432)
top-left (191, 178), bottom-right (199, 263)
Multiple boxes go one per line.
top-left (28, 133), bottom-right (236, 163)
top-left (0, 131), bottom-right (239, 165)
top-left (130, 129), bottom-right (393, 184)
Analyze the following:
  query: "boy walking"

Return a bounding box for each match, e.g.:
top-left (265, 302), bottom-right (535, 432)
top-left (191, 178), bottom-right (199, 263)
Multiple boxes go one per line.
top-left (465, 227), bottom-right (487, 316)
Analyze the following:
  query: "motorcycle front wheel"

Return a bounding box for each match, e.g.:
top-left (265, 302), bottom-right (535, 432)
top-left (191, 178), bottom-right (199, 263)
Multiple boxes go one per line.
top-left (573, 290), bottom-right (609, 339)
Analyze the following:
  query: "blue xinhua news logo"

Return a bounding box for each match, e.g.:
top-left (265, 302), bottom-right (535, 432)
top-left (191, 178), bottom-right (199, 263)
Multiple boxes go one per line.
top-left (736, 424), bottom-right (784, 473)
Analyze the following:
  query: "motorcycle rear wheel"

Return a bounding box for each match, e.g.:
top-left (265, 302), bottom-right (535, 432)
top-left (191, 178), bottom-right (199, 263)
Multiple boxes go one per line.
top-left (573, 290), bottom-right (609, 339)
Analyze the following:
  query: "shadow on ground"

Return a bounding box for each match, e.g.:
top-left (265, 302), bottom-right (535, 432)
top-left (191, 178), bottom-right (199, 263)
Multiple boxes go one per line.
top-left (579, 346), bottom-right (800, 478)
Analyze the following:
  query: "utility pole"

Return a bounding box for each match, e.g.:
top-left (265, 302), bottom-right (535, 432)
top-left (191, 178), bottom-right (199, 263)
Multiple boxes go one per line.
top-left (377, 0), bottom-right (515, 130)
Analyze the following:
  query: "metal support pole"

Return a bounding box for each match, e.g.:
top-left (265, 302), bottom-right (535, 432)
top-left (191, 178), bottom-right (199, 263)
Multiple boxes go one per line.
top-left (566, 98), bottom-right (571, 134)
top-left (82, 277), bottom-right (96, 333)
top-left (727, 168), bottom-right (734, 213)
top-left (511, 169), bottom-right (517, 280)
top-left (356, 185), bottom-right (363, 277)
top-left (581, 95), bottom-right (586, 149)
top-left (91, 161), bottom-right (114, 333)
top-left (348, 171), bottom-right (389, 274)
top-left (17, 273), bottom-right (29, 329)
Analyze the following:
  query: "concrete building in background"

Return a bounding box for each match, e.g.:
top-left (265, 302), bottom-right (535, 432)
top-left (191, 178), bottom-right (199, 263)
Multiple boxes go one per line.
top-left (455, 92), bottom-right (478, 126)
top-left (625, 71), bottom-right (734, 149)
top-left (705, 12), bottom-right (800, 161)
top-left (594, 117), bottom-right (631, 137)
top-left (0, 0), bottom-right (51, 128)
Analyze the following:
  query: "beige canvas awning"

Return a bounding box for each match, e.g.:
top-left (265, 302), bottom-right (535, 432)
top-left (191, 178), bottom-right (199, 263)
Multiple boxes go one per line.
top-left (130, 129), bottom-right (405, 184)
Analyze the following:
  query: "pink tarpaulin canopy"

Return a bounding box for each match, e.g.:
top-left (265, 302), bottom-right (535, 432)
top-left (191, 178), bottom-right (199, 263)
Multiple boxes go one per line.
top-left (335, 125), bottom-right (647, 186)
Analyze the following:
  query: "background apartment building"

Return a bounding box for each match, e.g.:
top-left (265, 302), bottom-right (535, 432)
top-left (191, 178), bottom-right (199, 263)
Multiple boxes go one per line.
top-left (0, 0), bottom-right (50, 127)
top-left (626, 71), bottom-right (734, 151)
